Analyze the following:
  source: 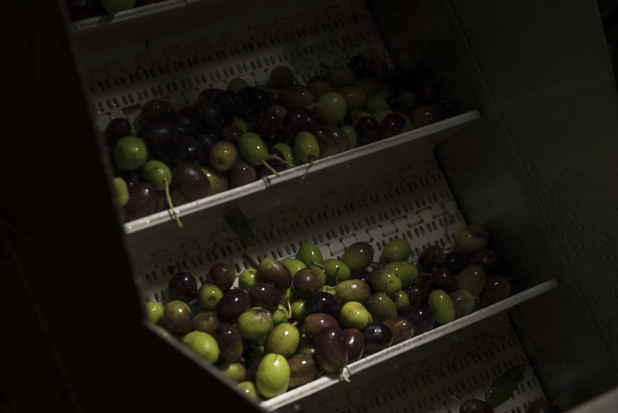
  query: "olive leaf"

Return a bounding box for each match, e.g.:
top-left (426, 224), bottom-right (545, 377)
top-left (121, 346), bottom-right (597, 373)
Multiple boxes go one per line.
top-left (224, 207), bottom-right (255, 245)
top-left (485, 364), bottom-right (526, 407)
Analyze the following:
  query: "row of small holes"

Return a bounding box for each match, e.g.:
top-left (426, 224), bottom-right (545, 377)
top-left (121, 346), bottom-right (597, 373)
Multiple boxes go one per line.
top-left (141, 167), bottom-right (459, 301)
top-left (337, 339), bottom-right (522, 413)
top-left (145, 177), bottom-right (454, 276)
top-left (87, 12), bottom-right (381, 112)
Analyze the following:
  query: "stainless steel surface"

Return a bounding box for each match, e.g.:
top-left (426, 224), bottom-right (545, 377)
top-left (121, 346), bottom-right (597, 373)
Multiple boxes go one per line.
top-left (364, 0), bottom-right (618, 409)
top-left (276, 311), bottom-right (547, 413)
top-left (8, 0), bottom-right (612, 411)
top-left (263, 279), bottom-right (558, 411)
top-left (124, 111), bottom-right (480, 234)
top-left (567, 386), bottom-right (618, 413)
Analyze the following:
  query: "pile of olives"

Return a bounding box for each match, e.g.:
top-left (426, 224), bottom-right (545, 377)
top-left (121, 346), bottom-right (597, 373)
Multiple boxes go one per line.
top-left (105, 55), bottom-right (450, 223)
top-left (145, 225), bottom-right (512, 401)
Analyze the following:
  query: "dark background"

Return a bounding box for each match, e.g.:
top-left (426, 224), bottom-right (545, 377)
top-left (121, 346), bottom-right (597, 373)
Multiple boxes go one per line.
top-left (0, 1), bottom-right (616, 412)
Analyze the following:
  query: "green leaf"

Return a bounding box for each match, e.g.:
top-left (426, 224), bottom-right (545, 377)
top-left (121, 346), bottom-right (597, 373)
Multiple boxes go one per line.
top-left (224, 207), bottom-right (256, 245)
top-left (485, 364), bottom-right (526, 407)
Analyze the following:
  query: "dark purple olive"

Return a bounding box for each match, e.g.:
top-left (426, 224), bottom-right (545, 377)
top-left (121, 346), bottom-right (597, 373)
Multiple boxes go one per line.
top-left (400, 304), bottom-right (435, 335)
top-left (292, 267), bottom-right (326, 298)
top-left (342, 328), bottom-right (364, 362)
top-left (171, 163), bottom-right (211, 201)
top-left (173, 106), bottom-right (197, 135)
top-left (362, 322), bottom-right (393, 354)
top-left (198, 88), bottom-right (224, 105)
top-left (311, 124), bottom-right (338, 159)
top-left (245, 356), bottom-right (262, 382)
top-left (431, 268), bottom-right (457, 292)
top-left (215, 90), bottom-right (244, 121)
top-left (208, 263), bottom-right (236, 291)
top-left (288, 354), bottom-right (318, 389)
top-left (256, 148), bottom-right (287, 179)
top-left (193, 102), bottom-right (223, 129)
top-left (219, 125), bottom-right (244, 145)
top-left (238, 87), bottom-right (270, 119)
top-left (304, 292), bottom-right (341, 318)
top-left (193, 311), bottom-right (219, 335)
top-left (216, 290), bottom-right (251, 323)
top-left (405, 280), bottom-right (434, 306)
top-left (479, 276), bottom-right (511, 307)
top-left (258, 258), bottom-right (293, 291)
top-left (324, 124), bottom-right (351, 153)
top-left (381, 112), bottom-right (407, 139)
top-left (137, 120), bottom-right (182, 155)
top-left (354, 270), bottom-right (371, 284)
top-left (417, 245), bottom-right (446, 272)
top-left (169, 136), bottom-right (204, 165)
top-left (214, 323), bottom-right (243, 362)
top-left (348, 55), bottom-right (370, 79)
top-left (442, 251), bottom-right (471, 275)
top-left (167, 272), bottom-right (198, 303)
top-left (124, 181), bottom-right (157, 221)
top-left (469, 250), bottom-right (503, 276)
top-left (228, 161), bottom-right (257, 188)
top-left (105, 118), bottom-right (132, 148)
top-left (279, 108), bottom-right (319, 144)
top-left (196, 132), bottom-right (216, 160)
top-left (355, 116), bottom-right (382, 146)
top-left (383, 316), bottom-right (414, 345)
top-left (141, 99), bottom-right (175, 123)
top-left (302, 313), bottom-right (340, 340)
top-left (315, 326), bottom-right (347, 374)
top-left (118, 169), bottom-right (143, 191)
top-left (384, 95), bottom-right (401, 113)
top-left (248, 282), bottom-right (282, 309)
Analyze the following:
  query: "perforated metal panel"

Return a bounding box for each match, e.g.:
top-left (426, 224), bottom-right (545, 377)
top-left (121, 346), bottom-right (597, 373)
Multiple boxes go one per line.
top-left (69, 0), bottom-right (392, 132)
top-left (65, 0), bottom-right (560, 412)
top-left (274, 313), bottom-right (549, 413)
top-left (137, 138), bottom-right (468, 303)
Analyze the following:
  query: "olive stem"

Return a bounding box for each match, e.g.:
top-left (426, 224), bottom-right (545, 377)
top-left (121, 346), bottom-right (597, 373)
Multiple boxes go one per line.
top-left (300, 158), bottom-right (314, 184)
top-left (287, 299), bottom-right (292, 321)
top-left (334, 267), bottom-right (341, 284)
top-left (339, 372), bottom-right (351, 383)
top-left (268, 154), bottom-right (295, 169)
top-left (242, 253), bottom-right (259, 269)
top-left (164, 179), bottom-right (183, 228)
top-left (310, 261), bottom-right (325, 270)
top-left (261, 159), bottom-right (281, 177)
top-left (449, 394), bottom-right (464, 406)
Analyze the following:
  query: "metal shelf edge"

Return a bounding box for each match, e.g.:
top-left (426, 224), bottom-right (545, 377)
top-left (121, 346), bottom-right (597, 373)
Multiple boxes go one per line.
top-left (122, 110), bottom-right (481, 235)
top-left (260, 278), bottom-right (559, 411)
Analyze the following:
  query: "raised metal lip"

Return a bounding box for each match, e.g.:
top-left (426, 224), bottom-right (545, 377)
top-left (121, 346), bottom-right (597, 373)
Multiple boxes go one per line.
top-left (123, 110), bottom-right (481, 235)
top-left (260, 278), bottom-right (559, 411)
